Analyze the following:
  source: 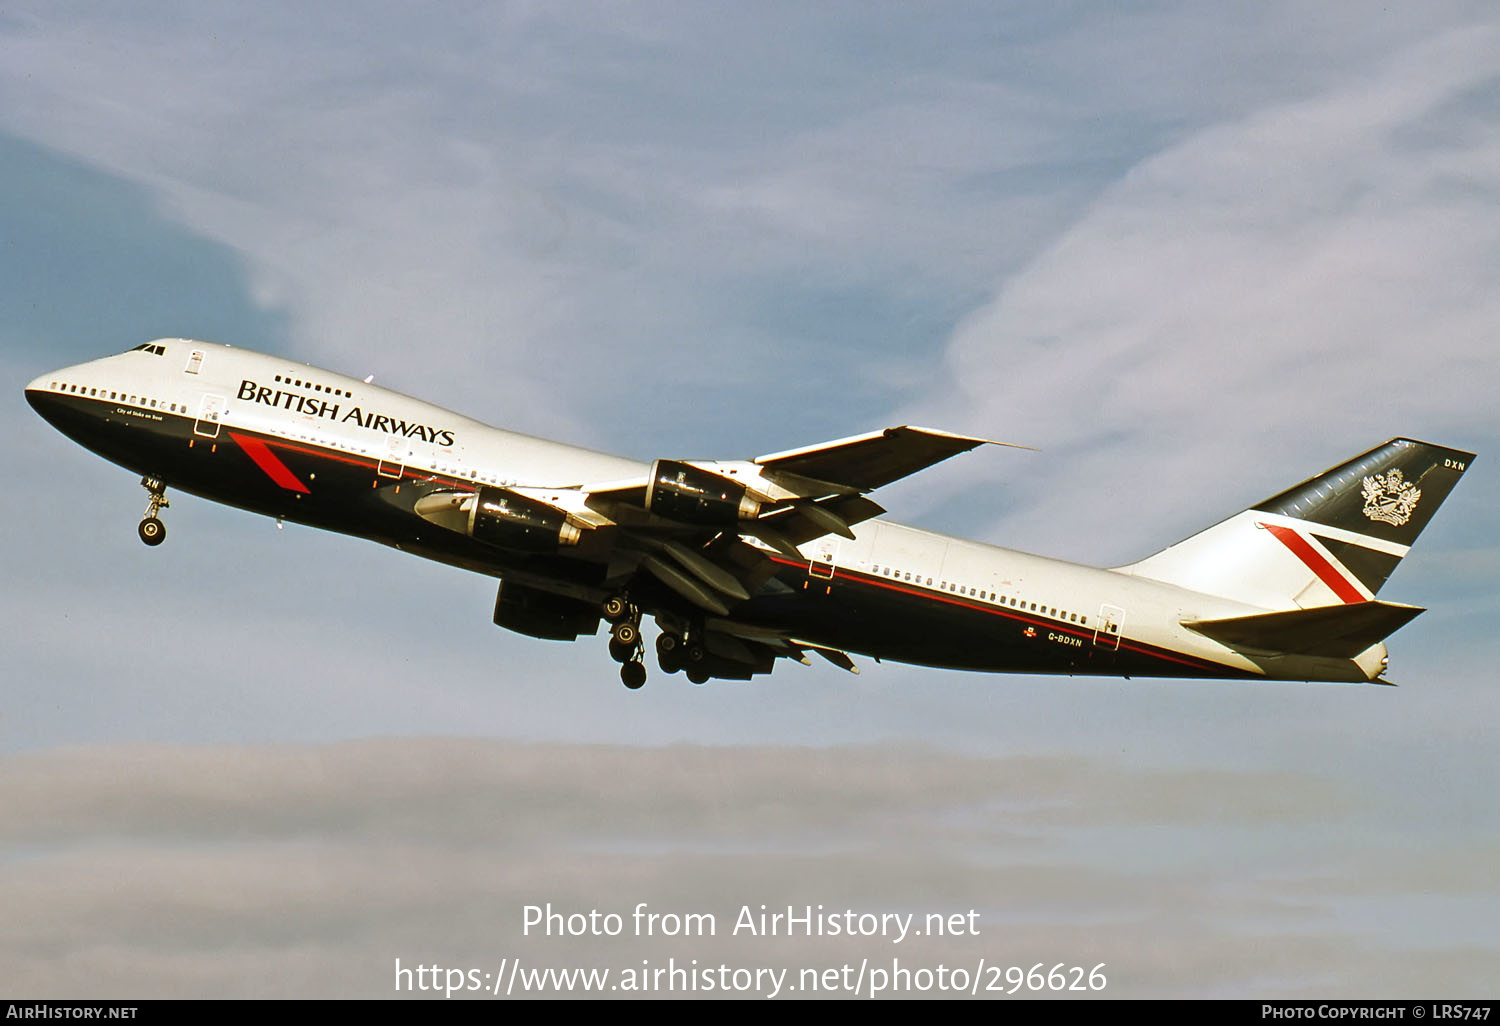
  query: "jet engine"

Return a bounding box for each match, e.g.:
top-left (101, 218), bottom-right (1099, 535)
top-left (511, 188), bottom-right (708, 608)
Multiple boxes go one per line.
top-left (492, 579), bottom-right (599, 641)
top-left (471, 486), bottom-right (581, 551)
top-left (646, 460), bottom-right (762, 524)
top-left (415, 486), bottom-right (582, 552)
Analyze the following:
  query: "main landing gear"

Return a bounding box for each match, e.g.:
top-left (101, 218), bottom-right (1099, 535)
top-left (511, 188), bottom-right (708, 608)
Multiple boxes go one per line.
top-left (603, 595), bottom-right (714, 689)
top-left (138, 476), bottom-right (169, 547)
top-left (603, 594), bottom-right (647, 690)
top-left (655, 630), bottom-right (709, 685)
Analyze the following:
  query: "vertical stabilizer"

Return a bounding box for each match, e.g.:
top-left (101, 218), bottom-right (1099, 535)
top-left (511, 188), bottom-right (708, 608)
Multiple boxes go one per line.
top-left (1119, 439), bottom-right (1474, 610)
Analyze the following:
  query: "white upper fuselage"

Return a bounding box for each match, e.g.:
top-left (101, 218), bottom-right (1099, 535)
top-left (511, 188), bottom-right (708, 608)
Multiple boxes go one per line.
top-left (29, 338), bottom-right (644, 487)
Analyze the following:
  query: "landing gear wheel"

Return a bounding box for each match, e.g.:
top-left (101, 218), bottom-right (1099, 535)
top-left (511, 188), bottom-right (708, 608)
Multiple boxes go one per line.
top-left (608, 638), bottom-right (637, 664)
top-left (138, 517), bottom-right (166, 546)
top-left (602, 595), bottom-right (630, 623)
top-left (611, 621), bottom-right (639, 647)
top-left (620, 661), bottom-right (647, 689)
top-left (656, 632), bottom-right (684, 674)
top-left (138, 476), bottom-right (170, 546)
top-left (687, 668), bottom-right (710, 686)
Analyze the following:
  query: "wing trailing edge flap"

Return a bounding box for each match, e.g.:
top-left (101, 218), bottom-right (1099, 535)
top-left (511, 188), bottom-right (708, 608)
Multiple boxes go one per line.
top-left (1182, 600), bottom-right (1426, 659)
top-left (639, 554), bottom-right (732, 616)
top-left (703, 619), bottom-right (859, 673)
top-left (747, 494), bottom-right (886, 553)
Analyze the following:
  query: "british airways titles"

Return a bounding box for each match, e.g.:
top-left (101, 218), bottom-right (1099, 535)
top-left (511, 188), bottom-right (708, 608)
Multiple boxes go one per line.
top-left (237, 378), bottom-right (456, 446)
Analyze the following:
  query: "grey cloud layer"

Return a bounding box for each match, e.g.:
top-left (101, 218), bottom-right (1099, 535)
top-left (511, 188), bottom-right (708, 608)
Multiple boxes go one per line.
top-left (4, 739), bottom-right (1494, 998)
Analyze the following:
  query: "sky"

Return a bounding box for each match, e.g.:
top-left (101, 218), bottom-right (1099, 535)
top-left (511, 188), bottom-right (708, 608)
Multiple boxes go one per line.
top-left (2, 1), bottom-right (1498, 1000)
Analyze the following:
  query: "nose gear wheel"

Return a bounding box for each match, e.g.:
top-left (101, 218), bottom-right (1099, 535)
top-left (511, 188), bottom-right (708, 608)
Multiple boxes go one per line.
top-left (138, 476), bottom-right (169, 546)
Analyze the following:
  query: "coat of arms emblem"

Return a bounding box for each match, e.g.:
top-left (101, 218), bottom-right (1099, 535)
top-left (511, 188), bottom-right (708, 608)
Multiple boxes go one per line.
top-left (1361, 469), bottom-right (1421, 526)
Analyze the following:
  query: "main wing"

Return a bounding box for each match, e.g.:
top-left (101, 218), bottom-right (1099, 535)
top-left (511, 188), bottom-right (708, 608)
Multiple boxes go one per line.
top-left (753, 424), bottom-right (1017, 492)
top-left (586, 423), bottom-right (1012, 536)
top-left (415, 425), bottom-right (1017, 683)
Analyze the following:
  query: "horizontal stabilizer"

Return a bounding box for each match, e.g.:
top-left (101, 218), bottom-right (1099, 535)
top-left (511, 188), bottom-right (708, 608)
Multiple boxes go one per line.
top-left (1182, 601), bottom-right (1425, 658)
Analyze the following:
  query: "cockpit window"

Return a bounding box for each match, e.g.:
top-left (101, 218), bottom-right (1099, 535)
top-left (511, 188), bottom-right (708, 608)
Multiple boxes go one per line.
top-left (126, 343), bottom-right (166, 356)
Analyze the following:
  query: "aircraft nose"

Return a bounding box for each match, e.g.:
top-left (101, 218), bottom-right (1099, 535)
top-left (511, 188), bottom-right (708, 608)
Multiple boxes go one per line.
top-left (25, 371), bottom-right (71, 429)
top-left (25, 372), bottom-right (53, 411)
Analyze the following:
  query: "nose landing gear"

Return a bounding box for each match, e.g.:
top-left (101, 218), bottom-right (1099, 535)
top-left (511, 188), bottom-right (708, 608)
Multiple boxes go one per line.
top-left (138, 476), bottom-right (169, 546)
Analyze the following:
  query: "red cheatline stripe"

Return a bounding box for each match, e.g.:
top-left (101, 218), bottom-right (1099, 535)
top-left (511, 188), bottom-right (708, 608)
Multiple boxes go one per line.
top-left (229, 431), bottom-right (311, 494)
top-left (765, 556), bottom-right (1231, 673)
top-left (1260, 522), bottom-right (1365, 604)
top-left (224, 427), bottom-right (471, 489)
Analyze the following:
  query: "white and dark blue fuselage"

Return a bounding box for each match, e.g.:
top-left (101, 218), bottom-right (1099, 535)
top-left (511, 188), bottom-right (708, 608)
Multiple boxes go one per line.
top-left (26, 340), bottom-right (1473, 688)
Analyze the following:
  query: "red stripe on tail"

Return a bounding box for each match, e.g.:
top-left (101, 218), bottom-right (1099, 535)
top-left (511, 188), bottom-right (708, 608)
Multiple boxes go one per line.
top-left (1261, 522), bottom-right (1365, 604)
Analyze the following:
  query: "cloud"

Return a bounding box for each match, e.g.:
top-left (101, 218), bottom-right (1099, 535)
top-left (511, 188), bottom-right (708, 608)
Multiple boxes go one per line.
top-left (2, 738), bottom-right (1495, 998)
top-left (12, 4), bottom-right (1490, 457)
top-left (901, 24), bottom-right (1500, 564)
top-left (3, 4), bottom-right (1495, 503)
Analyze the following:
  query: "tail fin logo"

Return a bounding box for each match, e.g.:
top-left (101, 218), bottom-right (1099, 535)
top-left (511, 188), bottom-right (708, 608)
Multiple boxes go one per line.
top-left (1361, 470), bottom-right (1421, 526)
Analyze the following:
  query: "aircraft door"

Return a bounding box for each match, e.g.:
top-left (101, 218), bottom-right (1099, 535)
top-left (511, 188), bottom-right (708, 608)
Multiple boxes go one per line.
top-left (808, 536), bottom-right (839, 581)
top-left (1093, 603), bottom-right (1124, 649)
top-left (377, 436), bottom-right (407, 479)
top-left (193, 394), bottom-right (227, 438)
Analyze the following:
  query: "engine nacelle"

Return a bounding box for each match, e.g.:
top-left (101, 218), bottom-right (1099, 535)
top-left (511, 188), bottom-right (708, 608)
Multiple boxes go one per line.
top-left (646, 460), bottom-right (762, 525)
top-left (492, 580), bottom-right (599, 641)
top-left (471, 486), bottom-right (582, 552)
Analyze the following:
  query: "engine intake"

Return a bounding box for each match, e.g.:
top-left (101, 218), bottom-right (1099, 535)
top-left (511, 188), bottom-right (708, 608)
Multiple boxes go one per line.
top-left (647, 460), bottom-right (761, 525)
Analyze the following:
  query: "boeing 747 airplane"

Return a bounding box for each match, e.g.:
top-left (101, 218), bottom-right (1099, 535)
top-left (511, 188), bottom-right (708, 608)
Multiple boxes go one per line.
top-left (25, 339), bottom-right (1474, 688)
